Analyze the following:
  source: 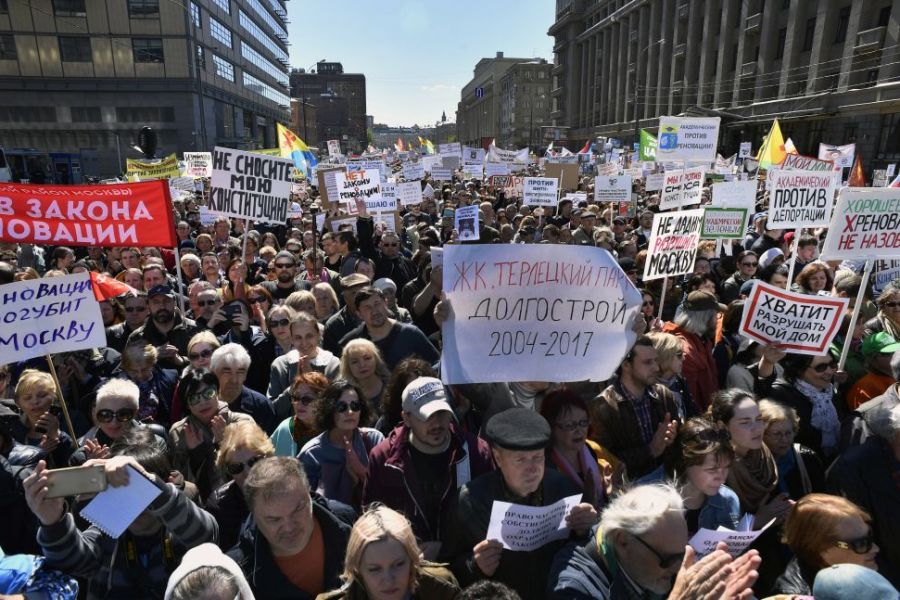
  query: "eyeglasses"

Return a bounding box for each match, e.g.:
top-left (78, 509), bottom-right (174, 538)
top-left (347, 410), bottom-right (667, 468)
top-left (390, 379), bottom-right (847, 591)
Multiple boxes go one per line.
top-left (274, 262), bottom-right (295, 269)
top-left (642, 300), bottom-right (654, 307)
top-left (248, 297), bottom-right (266, 304)
top-left (336, 401), bottom-right (362, 413)
top-left (811, 361), bottom-right (838, 373)
top-left (741, 262), bottom-right (759, 267)
top-left (225, 455), bottom-right (266, 476)
top-left (197, 300), bottom-right (219, 307)
top-left (630, 533), bottom-right (685, 569)
top-left (96, 408), bottom-right (136, 423)
top-left (291, 394), bottom-right (316, 405)
top-left (187, 387), bottom-right (217, 406)
top-left (555, 418), bottom-right (589, 432)
top-left (268, 318), bottom-right (290, 328)
top-left (883, 302), bottom-right (900, 309)
top-left (188, 349), bottom-right (213, 361)
top-left (124, 306), bottom-right (147, 313)
top-left (834, 530), bottom-right (875, 554)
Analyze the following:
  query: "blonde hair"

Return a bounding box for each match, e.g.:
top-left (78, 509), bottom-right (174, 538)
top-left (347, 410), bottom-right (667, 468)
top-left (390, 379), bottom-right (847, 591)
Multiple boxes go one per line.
top-left (14, 369), bottom-right (57, 403)
top-left (342, 505), bottom-right (421, 590)
top-left (759, 399), bottom-right (800, 432)
top-left (647, 332), bottom-right (683, 369)
top-left (339, 339), bottom-right (390, 384)
top-left (121, 341), bottom-right (157, 370)
top-left (215, 421), bottom-right (275, 472)
top-left (95, 379), bottom-right (140, 412)
top-left (285, 290), bottom-right (316, 314)
top-left (188, 330), bottom-right (221, 354)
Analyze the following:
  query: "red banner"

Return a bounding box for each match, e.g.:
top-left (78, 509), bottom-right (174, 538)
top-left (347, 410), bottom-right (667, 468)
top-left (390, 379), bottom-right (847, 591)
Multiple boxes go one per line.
top-left (0, 181), bottom-right (176, 248)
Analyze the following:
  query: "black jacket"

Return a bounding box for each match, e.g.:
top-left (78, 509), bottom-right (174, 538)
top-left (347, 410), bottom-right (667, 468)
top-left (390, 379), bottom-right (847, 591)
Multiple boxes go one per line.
top-left (0, 451), bottom-right (39, 554)
top-left (770, 556), bottom-right (816, 596)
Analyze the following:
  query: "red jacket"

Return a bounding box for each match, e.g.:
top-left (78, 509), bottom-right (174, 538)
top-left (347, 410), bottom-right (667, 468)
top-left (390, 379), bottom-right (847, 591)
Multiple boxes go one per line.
top-left (662, 322), bottom-right (719, 411)
top-left (362, 423), bottom-right (494, 543)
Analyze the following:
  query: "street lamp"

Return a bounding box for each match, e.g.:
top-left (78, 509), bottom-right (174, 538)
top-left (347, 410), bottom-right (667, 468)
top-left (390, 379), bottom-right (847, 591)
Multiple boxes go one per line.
top-left (633, 39), bottom-right (666, 149)
top-left (299, 59), bottom-right (325, 143)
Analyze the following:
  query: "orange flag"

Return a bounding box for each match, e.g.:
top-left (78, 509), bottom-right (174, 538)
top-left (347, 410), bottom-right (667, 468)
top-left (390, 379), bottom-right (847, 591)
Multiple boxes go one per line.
top-left (847, 155), bottom-right (866, 187)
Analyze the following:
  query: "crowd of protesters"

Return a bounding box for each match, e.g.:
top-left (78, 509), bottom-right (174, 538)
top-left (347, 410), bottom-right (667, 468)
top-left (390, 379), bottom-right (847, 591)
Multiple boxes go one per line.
top-left (1, 160), bottom-right (899, 600)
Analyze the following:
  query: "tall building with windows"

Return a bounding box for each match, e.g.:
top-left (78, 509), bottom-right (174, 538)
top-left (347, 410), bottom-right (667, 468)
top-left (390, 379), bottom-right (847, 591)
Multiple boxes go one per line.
top-left (0, 0), bottom-right (290, 178)
top-left (290, 62), bottom-right (367, 154)
top-left (549, 0), bottom-right (900, 168)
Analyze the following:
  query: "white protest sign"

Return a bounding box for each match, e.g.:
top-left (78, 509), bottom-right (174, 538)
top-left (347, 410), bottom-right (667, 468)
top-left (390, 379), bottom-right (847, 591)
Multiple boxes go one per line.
top-left (422, 155), bottom-right (443, 173)
top-left (349, 160), bottom-right (387, 182)
top-left (380, 182), bottom-right (396, 202)
top-left (327, 140), bottom-right (341, 157)
top-left (643, 208), bottom-right (704, 281)
top-left (442, 155), bottom-right (461, 171)
top-left (439, 142), bottom-right (461, 157)
top-left (888, 163), bottom-right (897, 177)
top-left (768, 170), bottom-right (836, 229)
top-left (657, 116), bottom-right (720, 161)
top-left (645, 172), bottom-right (665, 192)
top-left (781, 154), bottom-right (835, 172)
top-left (873, 260), bottom-right (900, 295)
top-left (702, 208), bottom-right (748, 239)
top-left (659, 168), bottom-right (705, 210)
top-left (455, 205), bottom-right (480, 241)
top-left (689, 519), bottom-right (774, 559)
top-left (820, 188), bottom-right (900, 259)
top-left (485, 162), bottom-right (511, 177)
top-left (198, 206), bottom-right (217, 226)
top-left (0, 272), bottom-right (106, 365)
top-left (402, 161), bottom-right (425, 181)
top-left (441, 245), bottom-right (641, 384)
top-left (462, 146), bottom-right (485, 164)
top-left (523, 177), bottom-right (559, 207)
top-left (430, 246), bottom-right (443, 268)
top-left (598, 162), bottom-right (619, 176)
top-left (168, 176), bottom-right (195, 192)
top-left (365, 196), bottom-right (396, 212)
top-left (818, 143), bottom-right (855, 168)
top-left (330, 217), bottom-right (358, 234)
top-left (463, 164), bottom-right (483, 179)
top-left (431, 168), bottom-right (452, 181)
top-left (739, 281), bottom-right (849, 355)
top-left (486, 494), bottom-right (583, 552)
top-left (711, 180), bottom-right (756, 209)
top-left (287, 202), bottom-right (302, 219)
top-left (209, 147), bottom-right (293, 224)
top-left (315, 212), bottom-right (326, 232)
top-left (397, 181), bottom-right (423, 207)
top-left (873, 170), bottom-right (888, 187)
top-left (183, 152), bottom-right (212, 178)
top-left (738, 142), bottom-right (752, 159)
top-left (594, 175), bottom-right (632, 203)
top-left (335, 169), bottom-right (382, 207)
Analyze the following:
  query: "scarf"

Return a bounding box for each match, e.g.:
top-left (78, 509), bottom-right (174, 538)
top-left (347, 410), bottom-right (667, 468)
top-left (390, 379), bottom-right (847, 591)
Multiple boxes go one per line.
top-left (550, 446), bottom-right (605, 508)
top-left (290, 416), bottom-right (319, 446)
top-left (794, 379), bottom-right (840, 455)
top-left (727, 444), bottom-right (778, 514)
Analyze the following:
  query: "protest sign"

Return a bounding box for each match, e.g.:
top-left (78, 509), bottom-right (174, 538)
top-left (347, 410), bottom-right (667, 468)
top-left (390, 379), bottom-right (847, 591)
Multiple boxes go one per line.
top-left (711, 180), bottom-right (756, 209)
top-left (335, 169), bottom-right (382, 208)
top-left (739, 281), bottom-right (849, 355)
top-left (462, 146), bottom-right (485, 164)
top-left (183, 152), bottom-right (212, 178)
top-left (486, 494), bottom-right (582, 552)
top-left (545, 163), bottom-right (580, 190)
top-left (315, 166), bottom-right (346, 208)
top-left (0, 273), bottom-right (106, 365)
top-left (442, 155), bottom-right (461, 171)
top-left (594, 176), bottom-right (632, 203)
top-left (738, 142), bottom-right (752, 159)
top-left (523, 177), bottom-right (559, 207)
top-left (168, 176), bottom-right (194, 192)
top-left (330, 217), bottom-right (358, 234)
top-left (768, 170), bottom-right (836, 229)
top-left (780, 154), bottom-right (834, 172)
top-left (126, 153), bottom-right (180, 181)
top-left (485, 162), bottom-right (511, 177)
top-left (702, 208), bottom-right (748, 239)
top-left (463, 164), bottom-right (484, 179)
top-left (422, 155), bottom-right (443, 173)
top-left (488, 146), bottom-right (529, 164)
top-left (689, 519), bottom-right (774, 559)
top-left (645, 173), bottom-right (664, 192)
top-left (365, 195), bottom-right (396, 212)
top-left (873, 169), bottom-right (888, 187)
top-left (597, 162), bottom-right (619, 176)
top-left (659, 168), bottom-right (704, 210)
top-left (657, 116), bottom-right (720, 161)
top-left (199, 206), bottom-right (216, 227)
top-left (402, 161), bottom-right (425, 181)
top-left (643, 208), bottom-right (704, 281)
top-left (888, 163), bottom-right (897, 177)
top-left (455, 205), bottom-right (480, 241)
top-left (396, 181), bottom-right (423, 207)
top-left (818, 143), bottom-right (855, 168)
top-left (209, 147), bottom-right (293, 225)
top-left (0, 181), bottom-right (176, 247)
top-left (430, 168), bottom-right (452, 181)
top-left (430, 246), bottom-right (443, 268)
top-left (348, 160), bottom-right (387, 183)
top-left (441, 245), bottom-right (641, 384)
top-left (489, 175), bottom-right (511, 189)
top-left (821, 188), bottom-right (900, 259)
top-left (873, 260), bottom-right (900, 295)
top-left (439, 142), bottom-right (461, 157)
top-left (380, 182), bottom-right (396, 201)
top-left (327, 140), bottom-right (341, 157)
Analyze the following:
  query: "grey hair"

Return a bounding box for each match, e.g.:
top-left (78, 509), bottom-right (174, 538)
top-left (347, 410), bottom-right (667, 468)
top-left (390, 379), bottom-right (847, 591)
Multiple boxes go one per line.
top-left (95, 379), bottom-right (140, 411)
top-left (674, 308), bottom-right (718, 336)
top-left (600, 483), bottom-right (684, 537)
top-left (180, 254), bottom-right (201, 268)
top-left (210, 343), bottom-right (251, 373)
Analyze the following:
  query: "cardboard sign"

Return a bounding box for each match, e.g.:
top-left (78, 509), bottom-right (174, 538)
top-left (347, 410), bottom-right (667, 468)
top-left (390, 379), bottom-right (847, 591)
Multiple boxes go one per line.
top-left (462, 146), bottom-right (485, 164)
top-left (335, 169), bottom-right (382, 207)
top-left (0, 181), bottom-right (177, 247)
top-left (0, 273), bottom-right (106, 365)
top-left (402, 161), bottom-right (425, 181)
top-left (659, 168), bottom-right (705, 210)
top-left (455, 205), bottom-right (480, 241)
top-left (643, 208), bottom-right (704, 281)
top-left (544, 163), bottom-right (580, 190)
top-left (316, 166), bottom-right (346, 208)
top-left (820, 188), bottom-right (900, 259)
top-left (486, 494), bottom-right (583, 552)
top-left (818, 143), bottom-right (855, 168)
top-left (523, 177), bottom-right (559, 207)
top-left (739, 281), bottom-right (849, 355)
top-left (327, 140), bottom-right (341, 157)
top-left (430, 168), bottom-right (452, 181)
top-left (594, 176), bottom-right (632, 203)
top-left (489, 175), bottom-right (512, 188)
top-left (702, 208), bottom-right (748, 239)
top-left (397, 181), bottom-right (423, 207)
top-left (183, 152), bottom-right (212, 178)
top-left (657, 116), bottom-right (720, 161)
top-left (126, 153), bottom-right (180, 181)
top-left (442, 245), bottom-right (641, 384)
top-left (209, 147), bottom-right (293, 224)
top-left (781, 154), bottom-right (835, 172)
top-left (768, 170), bottom-right (836, 229)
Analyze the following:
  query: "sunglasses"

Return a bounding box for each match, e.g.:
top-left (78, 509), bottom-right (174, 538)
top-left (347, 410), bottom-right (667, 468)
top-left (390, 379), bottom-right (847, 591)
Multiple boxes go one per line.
top-left (741, 262), bottom-right (758, 267)
top-left (834, 530), bottom-right (875, 554)
top-left (188, 348), bottom-right (213, 361)
top-left (811, 361), bottom-right (837, 373)
top-left (248, 297), bottom-right (266, 304)
top-left (336, 401), bottom-right (362, 413)
top-left (555, 418), bottom-right (589, 432)
top-left (187, 387), bottom-right (217, 406)
top-left (274, 262), bottom-right (295, 269)
top-left (124, 306), bottom-right (147, 313)
top-left (197, 300), bottom-right (219, 307)
top-left (268, 318), bottom-right (290, 328)
top-left (292, 394), bottom-right (316, 405)
top-left (96, 408), bottom-right (136, 424)
top-left (883, 302), bottom-right (900, 309)
top-left (225, 455), bottom-right (266, 476)
top-left (382, 242), bottom-right (399, 247)
top-left (631, 533), bottom-right (685, 569)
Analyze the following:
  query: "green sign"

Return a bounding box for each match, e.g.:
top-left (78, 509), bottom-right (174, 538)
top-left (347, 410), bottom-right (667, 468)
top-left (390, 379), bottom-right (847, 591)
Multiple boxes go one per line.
top-left (701, 207), bottom-right (748, 239)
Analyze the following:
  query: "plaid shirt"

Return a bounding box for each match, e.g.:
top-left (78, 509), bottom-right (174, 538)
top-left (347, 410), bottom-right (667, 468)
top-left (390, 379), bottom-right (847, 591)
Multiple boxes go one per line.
top-left (616, 380), bottom-right (655, 444)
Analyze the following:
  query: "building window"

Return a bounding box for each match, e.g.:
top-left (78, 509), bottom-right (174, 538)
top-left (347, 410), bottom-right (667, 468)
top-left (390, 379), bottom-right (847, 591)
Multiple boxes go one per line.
top-left (190, 2), bottom-right (201, 27)
top-left (211, 54), bottom-right (234, 81)
top-left (132, 38), bottom-right (164, 63)
top-left (209, 17), bottom-right (232, 48)
top-left (238, 10), bottom-right (288, 64)
top-left (240, 40), bottom-right (288, 86)
top-left (242, 71), bottom-right (289, 107)
top-left (835, 6), bottom-right (850, 43)
top-left (71, 106), bottom-right (101, 122)
top-left (0, 106), bottom-right (56, 122)
top-left (878, 6), bottom-right (892, 27)
top-left (802, 18), bottom-right (816, 51)
top-left (0, 0), bottom-right (8, 14)
top-left (212, 0), bottom-right (230, 14)
top-left (59, 36), bottom-right (92, 62)
top-left (775, 28), bottom-right (786, 59)
top-left (0, 34), bottom-right (16, 60)
top-left (877, 113), bottom-right (900, 157)
top-left (128, 0), bottom-right (159, 19)
top-left (52, 0), bottom-right (86, 17)
top-left (196, 45), bottom-right (205, 69)
top-left (115, 106), bottom-right (175, 122)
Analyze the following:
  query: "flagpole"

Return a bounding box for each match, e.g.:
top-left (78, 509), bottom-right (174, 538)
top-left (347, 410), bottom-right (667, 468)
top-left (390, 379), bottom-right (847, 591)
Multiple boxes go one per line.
top-left (657, 277), bottom-right (668, 322)
top-left (45, 355), bottom-right (78, 442)
top-left (785, 226), bottom-right (801, 284)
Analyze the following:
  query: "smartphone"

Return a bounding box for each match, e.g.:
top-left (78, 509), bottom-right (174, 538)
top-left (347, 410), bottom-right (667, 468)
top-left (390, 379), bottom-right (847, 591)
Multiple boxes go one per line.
top-left (35, 405), bottom-right (63, 435)
top-left (44, 465), bottom-right (108, 499)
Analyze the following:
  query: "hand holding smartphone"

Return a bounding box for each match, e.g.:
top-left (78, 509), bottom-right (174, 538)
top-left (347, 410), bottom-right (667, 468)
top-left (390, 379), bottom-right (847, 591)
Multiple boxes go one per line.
top-left (44, 465), bottom-right (108, 499)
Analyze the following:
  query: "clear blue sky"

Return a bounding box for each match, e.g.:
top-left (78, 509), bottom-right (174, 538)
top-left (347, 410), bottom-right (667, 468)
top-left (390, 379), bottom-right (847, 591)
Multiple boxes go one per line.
top-left (287, 1), bottom-right (555, 127)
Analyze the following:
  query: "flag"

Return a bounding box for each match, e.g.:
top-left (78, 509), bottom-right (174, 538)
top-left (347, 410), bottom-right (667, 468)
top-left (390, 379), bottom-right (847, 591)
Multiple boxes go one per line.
top-left (559, 147), bottom-right (574, 157)
top-left (889, 173), bottom-right (900, 187)
top-left (396, 138), bottom-right (406, 152)
top-left (90, 272), bottom-right (136, 301)
top-left (424, 139), bottom-right (435, 155)
top-left (847, 155), bottom-right (866, 187)
top-left (784, 137), bottom-right (799, 155)
top-left (578, 140), bottom-right (591, 154)
top-left (545, 141), bottom-right (554, 156)
top-left (756, 119), bottom-right (786, 170)
top-left (276, 123), bottom-right (317, 178)
top-left (639, 129), bottom-right (657, 161)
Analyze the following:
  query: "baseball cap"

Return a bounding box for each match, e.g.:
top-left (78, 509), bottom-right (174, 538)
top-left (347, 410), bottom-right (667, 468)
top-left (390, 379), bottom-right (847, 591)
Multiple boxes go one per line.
top-left (861, 332), bottom-right (900, 357)
top-left (401, 377), bottom-right (453, 420)
top-left (813, 564), bottom-right (898, 600)
top-left (147, 284), bottom-right (175, 299)
top-left (683, 290), bottom-right (727, 312)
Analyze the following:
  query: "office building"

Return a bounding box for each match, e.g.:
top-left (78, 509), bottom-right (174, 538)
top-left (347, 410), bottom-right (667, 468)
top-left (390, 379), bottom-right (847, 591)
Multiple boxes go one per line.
top-left (290, 62), bottom-right (367, 154)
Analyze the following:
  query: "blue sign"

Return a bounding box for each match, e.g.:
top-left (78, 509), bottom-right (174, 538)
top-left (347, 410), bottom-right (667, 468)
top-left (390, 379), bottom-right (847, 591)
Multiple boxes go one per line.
top-left (475, 87), bottom-right (484, 98)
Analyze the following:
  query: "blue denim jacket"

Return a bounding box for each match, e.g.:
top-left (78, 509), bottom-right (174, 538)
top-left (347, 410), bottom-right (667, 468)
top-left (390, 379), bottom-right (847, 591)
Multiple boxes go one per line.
top-left (638, 467), bottom-right (742, 531)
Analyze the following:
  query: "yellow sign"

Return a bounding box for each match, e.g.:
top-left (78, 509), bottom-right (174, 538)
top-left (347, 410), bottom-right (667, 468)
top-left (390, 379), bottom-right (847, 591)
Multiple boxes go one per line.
top-left (126, 153), bottom-right (180, 180)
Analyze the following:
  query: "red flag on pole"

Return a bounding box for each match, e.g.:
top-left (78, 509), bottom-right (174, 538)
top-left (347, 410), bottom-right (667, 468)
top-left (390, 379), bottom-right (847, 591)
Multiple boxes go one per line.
top-left (847, 155), bottom-right (866, 187)
top-left (90, 272), bottom-right (136, 301)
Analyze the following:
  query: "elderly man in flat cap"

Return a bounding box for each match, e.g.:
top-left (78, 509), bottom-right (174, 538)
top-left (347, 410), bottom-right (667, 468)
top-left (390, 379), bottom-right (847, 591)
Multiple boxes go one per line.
top-left (441, 408), bottom-right (598, 600)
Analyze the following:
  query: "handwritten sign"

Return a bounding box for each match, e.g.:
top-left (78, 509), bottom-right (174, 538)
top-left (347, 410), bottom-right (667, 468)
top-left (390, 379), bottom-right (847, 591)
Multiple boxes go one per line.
top-left (0, 273), bottom-right (106, 365)
top-left (441, 245), bottom-right (641, 384)
top-left (439, 142), bottom-right (461, 157)
top-left (486, 494), bottom-right (582, 552)
top-left (702, 208), bottom-right (748, 239)
top-left (335, 169), bottom-right (382, 208)
top-left (183, 152), bottom-right (212, 178)
top-left (126, 153), bottom-right (180, 181)
top-left (659, 168), bottom-right (704, 210)
top-left (463, 164), bottom-right (484, 179)
top-left (821, 188), bottom-right (900, 260)
top-left (397, 181), bottom-right (423, 207)
top-left (523, 177), bottom-right (559, 207)
top-left (873, 260), bottom-right (900, 295)
top-left (431, 168), bottom-right (452, 181)
top-left (643, 208), bottom-right (703, 281)
top-left (455, 205), bottom-right (480, 241)
top-left (739, 281), bottom-right (849, 355)
top-left (594, 175), bottom-right (632, 203)
top-left (768, 170), bottom-right (836, 229)
top-left (645, 173), bottom-right (665, 192)
top-left (402, 161), bottom-right (425, 181)
top-left (209, 147), bottom-right (292, 224)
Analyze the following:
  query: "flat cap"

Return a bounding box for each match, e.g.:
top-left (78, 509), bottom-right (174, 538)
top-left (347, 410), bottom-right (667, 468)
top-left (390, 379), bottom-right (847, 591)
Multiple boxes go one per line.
top-left (485, 407), bottom-right (551, 451)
